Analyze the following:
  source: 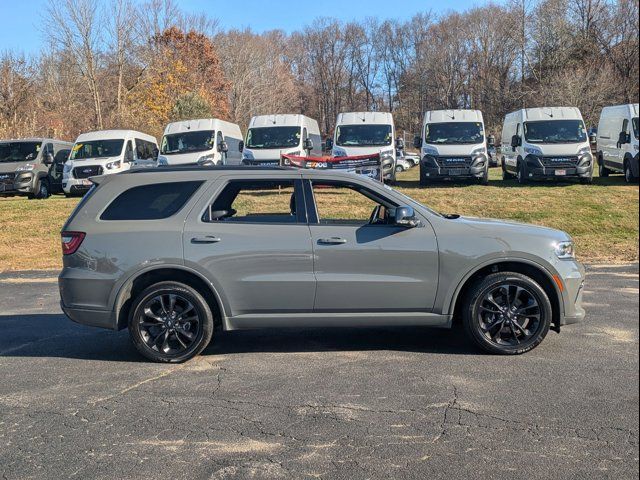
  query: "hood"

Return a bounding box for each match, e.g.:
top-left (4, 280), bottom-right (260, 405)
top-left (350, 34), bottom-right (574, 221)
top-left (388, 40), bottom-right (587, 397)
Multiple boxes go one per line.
top-left (450, 215), bottom-right (569, 242)
top-left (160, 151), bottom-right (213, 165)
top-left (423, 142), bottom-right (485, 156)
top-left (332, 145), bottom-right (395, 157)
top-left (0, 161), bottom-right (37, 174)
top-left (243, 147), bottom-right (301, 161)
top-left (69, 156), bottom-right (119, 166)
top-left (525, 143), bottom-right (590, 156)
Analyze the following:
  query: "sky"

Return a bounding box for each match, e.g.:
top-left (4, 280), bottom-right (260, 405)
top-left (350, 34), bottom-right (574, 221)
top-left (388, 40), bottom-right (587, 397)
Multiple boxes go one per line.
top-left (0, 0), bottom-right (478, 55)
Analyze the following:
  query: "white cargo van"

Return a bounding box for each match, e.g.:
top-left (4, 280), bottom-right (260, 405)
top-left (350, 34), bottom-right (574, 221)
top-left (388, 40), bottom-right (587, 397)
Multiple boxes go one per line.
top-left (241, 114), bottom-right (321, 166)
top-left (329, 112), bottom-right (401, 182)
top-left (413, 109), bottom-right (489, 186)
top-left (158, 118), bottom-right (243, 166)
top-left (596, 103), bottom-right (639, 183)
top-left (63, 130), bottom-right (158, 196)
top-left (501, 107), bottom-right (593, 184)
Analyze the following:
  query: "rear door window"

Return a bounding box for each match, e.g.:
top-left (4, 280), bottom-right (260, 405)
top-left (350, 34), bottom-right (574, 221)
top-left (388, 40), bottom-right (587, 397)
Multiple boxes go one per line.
top-left (101, 181), bottom-right (204, 221)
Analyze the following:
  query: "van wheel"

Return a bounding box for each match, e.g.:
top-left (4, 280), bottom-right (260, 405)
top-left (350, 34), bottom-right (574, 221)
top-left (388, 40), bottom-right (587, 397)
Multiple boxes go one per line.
top-left (624, 160), bottom-right (636, 183)
top-left (598, 156), bottom-right (610, 177)
top-left (516, 162), bottom-right (527, 185)
top-left (128, 281), bottom-right (214, 363)
top-left (463, 272), bottom-right (552, 355)
top-left (419, 164), bottom-right (429, 186)
top-left (477, 167), bottom-right (489, 186)
top-left (31, 179), bottom-right (51, 200)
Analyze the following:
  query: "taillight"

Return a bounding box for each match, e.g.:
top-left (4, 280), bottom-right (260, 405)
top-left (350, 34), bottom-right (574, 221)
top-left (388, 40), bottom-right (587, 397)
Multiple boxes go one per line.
top-left (61, 231), bottom-right (86, 255)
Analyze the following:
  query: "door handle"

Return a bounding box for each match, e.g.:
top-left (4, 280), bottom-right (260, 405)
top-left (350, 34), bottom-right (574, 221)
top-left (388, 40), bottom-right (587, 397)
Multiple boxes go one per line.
top-left (191, 236), bottom-right (221, 244)
top-left (318, 237), bottom-right (347, 245)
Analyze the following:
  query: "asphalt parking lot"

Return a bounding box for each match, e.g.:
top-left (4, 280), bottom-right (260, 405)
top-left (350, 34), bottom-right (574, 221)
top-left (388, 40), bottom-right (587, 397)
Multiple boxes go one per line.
top-left (0, 265), bottom-right (638, 479)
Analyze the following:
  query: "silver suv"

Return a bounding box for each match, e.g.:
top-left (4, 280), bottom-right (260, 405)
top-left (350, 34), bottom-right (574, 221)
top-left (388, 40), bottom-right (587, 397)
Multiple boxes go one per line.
top-left (59, 166), bottom-right (586, 362)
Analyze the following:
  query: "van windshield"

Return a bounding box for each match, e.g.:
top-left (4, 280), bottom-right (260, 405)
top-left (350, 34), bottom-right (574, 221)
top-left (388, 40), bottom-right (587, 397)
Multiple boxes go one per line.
top-left (424, 122), bottom-right (484, 145)
top-left (0, 142), bottom-right (41, 163)
top-left (245, 127), bottom-right (301, 149)
top-left (71, 140), bottom-right (124, 160)
top-left (524, 120), bottom-right (587, 144)
top-left (633, 117), bottom-right (639, 140)
top-left (336, 124), bottom-right (392, 147)
top-left (161, 130), bottom-right (215, 155)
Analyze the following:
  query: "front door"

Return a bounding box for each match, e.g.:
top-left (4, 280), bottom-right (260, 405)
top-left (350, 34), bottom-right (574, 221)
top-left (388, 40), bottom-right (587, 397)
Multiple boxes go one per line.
top-left (304, 178), bottom-right (439, 313)
top-left (183, 176), bottom-right (315, 317)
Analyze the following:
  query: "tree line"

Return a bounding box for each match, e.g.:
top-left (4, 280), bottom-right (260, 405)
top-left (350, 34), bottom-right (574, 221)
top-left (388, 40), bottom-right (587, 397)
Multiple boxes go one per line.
top-left (1, 0), bottom-right (638, 143)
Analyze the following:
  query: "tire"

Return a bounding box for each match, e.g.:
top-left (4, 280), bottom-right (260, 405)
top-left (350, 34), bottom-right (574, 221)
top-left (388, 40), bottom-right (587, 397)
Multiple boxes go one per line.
top-left (128, 281), bottom-right (215, 363)
top-left (31, 178), bottom-right (51, 200)
top-left (598, 155), bottom-right (610, 177)
top-left (502, 159), bottom-right (514, 180)
top-left (516, 162), bottom-right (527, 185)
top-left (462, 272), bottom-right (552, 355)
top-left (395, 165), bottom-right (404, 173)
top-left (477, 167), bottom-right (489, 186)
top-left (419, 163), bottom-right (428, 186)
top-left (624, 159), bottom-right (636, 183)
top-left (580, 176), bottom-right (593, 185)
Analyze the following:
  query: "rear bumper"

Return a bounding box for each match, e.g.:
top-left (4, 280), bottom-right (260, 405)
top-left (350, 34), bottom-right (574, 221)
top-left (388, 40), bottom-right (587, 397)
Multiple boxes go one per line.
top-left (58, 268), bottom-right (117, 329)
top-left (61, 301), bottom-right (116, 330)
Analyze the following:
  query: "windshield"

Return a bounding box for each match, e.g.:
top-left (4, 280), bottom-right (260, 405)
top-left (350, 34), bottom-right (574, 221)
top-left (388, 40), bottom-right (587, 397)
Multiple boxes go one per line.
top-left (71, 139), bottom-right (124, 160)
top-left (0, 142), bottom-right (41, 163)
top-left (424, 122), bottom-right (484, 145)
top-left (161, 130), bottom-right (215, 155)
top-left (524, 120), bottom-right (587, 144)
top-left (633, 117), bottom-right (639, 140)
top-left (245, 127), bottom-right (301, 149)
top-left (336, 124), bottom-right (392, 147)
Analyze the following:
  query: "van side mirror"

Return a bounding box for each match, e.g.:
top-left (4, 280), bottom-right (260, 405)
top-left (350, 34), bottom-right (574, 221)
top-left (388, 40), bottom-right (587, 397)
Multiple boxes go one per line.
top-left (511, 135), bottom-right (521, 149)
top-left (304, 138), bottom-right (314, 151)
top-left (152, 147), bottom-right (159, 160)
top-left (325, 139), bottom-right (333, 151)
top-left (589, 133), bottom-right (597, 145)
top-left (413, 136), bottom-right (422, 149)
top-left (239, 141), bottom-right (244, 153)
top-left (218, 141), bottom-right (229, 153)
top-left (487, 135), bottom-right (496, 147)
top-left (393, 206), bottom-right (420, 228)
top-left (42, 152), bottom-right (54, 166)
top-left (618, 131), bottom-right (630, 146)
top-left (395, 137), bottom-right (405, 150)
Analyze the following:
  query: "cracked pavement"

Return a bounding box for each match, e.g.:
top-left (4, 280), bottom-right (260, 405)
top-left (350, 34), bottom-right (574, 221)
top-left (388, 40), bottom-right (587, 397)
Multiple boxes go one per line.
top-left (0, 265), bottom-right (638, 479)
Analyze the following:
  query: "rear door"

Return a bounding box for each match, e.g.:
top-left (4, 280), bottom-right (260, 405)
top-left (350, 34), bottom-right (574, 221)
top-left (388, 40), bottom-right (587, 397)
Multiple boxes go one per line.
top-left (183, 175), bottom-right (316, 317)
top-left (303, 177), bottom-right (439, 313)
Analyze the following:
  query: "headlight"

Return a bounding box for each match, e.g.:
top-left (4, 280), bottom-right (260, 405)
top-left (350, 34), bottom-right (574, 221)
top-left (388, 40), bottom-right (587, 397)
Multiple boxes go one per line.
top-left (63, 163), bottom-right (73, 173)
top-left (380, 149), bottom-right (394, 159)
top-left (524, 146), bottom-right (543, 156)
top-left (197, 154), bottom-right (216, 166)
top-left (242, 149), bottom-right (254, 160)
top-left (157, 156), bottom-right (169, 166)
top-left (470, 147), bottom-right (486, 157)
top-left (332, 147), bottom-right (347, 157)
top-left (577, 146), bottom-right (591, 156)
top-left (555, 241), bottom-right (575, 259)
top-left (15, 164), bottom-right (35, 172)
top-left (287, 150), bottom-right (301, 157)
top-left (422, 145), bottom-right (438, 156)
top-left (105, 160), bottom-right (121, 170)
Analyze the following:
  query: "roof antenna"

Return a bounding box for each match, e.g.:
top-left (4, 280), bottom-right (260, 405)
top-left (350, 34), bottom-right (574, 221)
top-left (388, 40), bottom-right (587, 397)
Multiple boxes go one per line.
top-left (447, 110), bottom-right (456, 120)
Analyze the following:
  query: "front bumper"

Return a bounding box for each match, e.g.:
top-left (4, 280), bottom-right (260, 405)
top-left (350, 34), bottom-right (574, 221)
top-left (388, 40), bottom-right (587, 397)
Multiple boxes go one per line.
top-left (0, 172), bottom-right (37, 195)
top-left (524, 154), bottom-right (592, 179)
top-left (557, 260), bottom-right (586, 326)
top-left (63, 177), bottom-right (93, 194)
top-left (421, 154), bottom-right (487, 179)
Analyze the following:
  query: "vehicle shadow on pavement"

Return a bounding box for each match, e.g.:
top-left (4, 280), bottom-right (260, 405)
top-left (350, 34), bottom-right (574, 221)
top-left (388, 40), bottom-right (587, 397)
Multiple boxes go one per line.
top-left (0, 314), bottom-right (480, 361)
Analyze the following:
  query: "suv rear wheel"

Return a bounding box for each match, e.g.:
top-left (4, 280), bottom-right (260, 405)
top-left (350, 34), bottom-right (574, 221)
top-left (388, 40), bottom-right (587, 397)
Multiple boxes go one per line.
top-left (462, 272), bottom-right (552, 355)
top-left (128, 281), bottom-right (214, 363)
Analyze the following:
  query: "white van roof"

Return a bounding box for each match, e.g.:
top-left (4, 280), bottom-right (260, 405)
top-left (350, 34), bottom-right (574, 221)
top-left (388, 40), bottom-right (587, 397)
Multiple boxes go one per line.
top-left (75, 130), bottom-right (157, 144)
top-left (0, 137), bottom-right (72, 145)
top-left (601, 103), bottom-right (639, 117)
top-left (423, 109), bottom-right (484, 123)
top-left (249, 114), bottom-right (315, 128)
top-left (505, 107), bottom-right (584, 123)
top-left (163, 118), bottom-right (239, 135)
top-left (336, 112), bottom-right (394, 126)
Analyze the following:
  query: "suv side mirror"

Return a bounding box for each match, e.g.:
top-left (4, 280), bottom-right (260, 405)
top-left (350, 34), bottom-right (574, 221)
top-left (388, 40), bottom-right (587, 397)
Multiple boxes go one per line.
top-left (511, 135), bottom-right (521, 150)
top-left (395, 137), bottom-right (405, 150)
top-left (413, 136), bottom-right (422, 149)
top-left (393, 205), bottom-right (420, 228)
top-left (487, 135), bottom-right (496, 147)
top-left (239, 141), bottom-right (244, 153)
top-left (304, 138), bottom-right (314, 151)
top-left (218, 141), bottom-right (229, 153)
top-left (42, 152), bottom-right (54, 166)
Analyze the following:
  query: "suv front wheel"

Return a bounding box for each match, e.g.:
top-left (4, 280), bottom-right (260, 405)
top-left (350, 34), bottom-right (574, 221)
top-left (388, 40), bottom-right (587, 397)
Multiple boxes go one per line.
top-left (128, 281), bottom-right (214, 363)
top-left (463, 272), bottom-right (552, 355)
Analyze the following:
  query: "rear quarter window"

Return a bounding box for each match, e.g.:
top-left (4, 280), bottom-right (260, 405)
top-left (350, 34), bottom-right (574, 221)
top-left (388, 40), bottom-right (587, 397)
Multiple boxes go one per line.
top-left (101, 181), bottom-right (203, 221)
